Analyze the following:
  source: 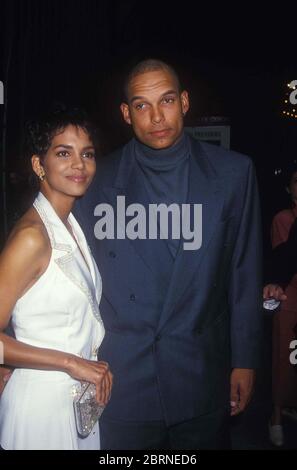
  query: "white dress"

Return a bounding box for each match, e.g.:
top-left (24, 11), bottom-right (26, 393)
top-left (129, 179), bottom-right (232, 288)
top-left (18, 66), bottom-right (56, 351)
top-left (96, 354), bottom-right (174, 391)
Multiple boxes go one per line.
top-left (0, 192), bottom-right (105, 450)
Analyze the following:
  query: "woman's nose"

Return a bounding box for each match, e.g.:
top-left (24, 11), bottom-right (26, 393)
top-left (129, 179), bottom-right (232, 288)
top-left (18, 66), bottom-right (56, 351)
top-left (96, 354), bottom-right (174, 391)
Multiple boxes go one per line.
top-left (72, 154), bottom-right (84, 169)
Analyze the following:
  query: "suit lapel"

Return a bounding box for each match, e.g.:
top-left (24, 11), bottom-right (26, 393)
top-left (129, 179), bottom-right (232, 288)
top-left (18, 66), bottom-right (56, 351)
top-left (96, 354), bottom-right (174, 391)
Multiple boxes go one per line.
top-left (156, 140), bottom-right (224, 333)
top-left (101, 140), bottom-right (174, 280)
top-left (99, 138), bottom-right (224, 333)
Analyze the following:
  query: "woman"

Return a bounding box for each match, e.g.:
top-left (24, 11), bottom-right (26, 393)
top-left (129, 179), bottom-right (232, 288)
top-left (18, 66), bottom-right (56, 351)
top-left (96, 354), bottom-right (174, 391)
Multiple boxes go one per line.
top-left (266, 165), bottom-right (297, 447)
top-left (0, 108), bottom-right (113, 450)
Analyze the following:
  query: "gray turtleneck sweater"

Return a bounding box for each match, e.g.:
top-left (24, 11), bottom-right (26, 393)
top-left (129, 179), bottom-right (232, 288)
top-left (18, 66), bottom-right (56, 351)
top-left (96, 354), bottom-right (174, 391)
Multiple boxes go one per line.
top-left (134, 132), bottom-right (190, 258)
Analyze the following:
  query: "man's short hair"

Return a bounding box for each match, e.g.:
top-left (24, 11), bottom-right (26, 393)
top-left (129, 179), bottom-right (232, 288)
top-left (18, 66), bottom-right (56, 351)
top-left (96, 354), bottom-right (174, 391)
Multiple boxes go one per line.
top-left (123, 59), bottom-right (181, 102)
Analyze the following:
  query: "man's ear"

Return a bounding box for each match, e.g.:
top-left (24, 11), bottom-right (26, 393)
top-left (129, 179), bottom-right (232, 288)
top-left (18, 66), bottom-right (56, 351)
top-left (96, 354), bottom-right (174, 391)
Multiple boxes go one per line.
top-left (180, 90), bottom-right (190, 115)
top-left (120, 102), bottom-right (132, 125)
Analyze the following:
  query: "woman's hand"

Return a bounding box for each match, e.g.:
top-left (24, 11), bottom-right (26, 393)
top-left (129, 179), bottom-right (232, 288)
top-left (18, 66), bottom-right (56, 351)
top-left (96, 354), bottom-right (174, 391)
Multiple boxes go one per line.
top-left (66, 356), bottom-right (113, 405)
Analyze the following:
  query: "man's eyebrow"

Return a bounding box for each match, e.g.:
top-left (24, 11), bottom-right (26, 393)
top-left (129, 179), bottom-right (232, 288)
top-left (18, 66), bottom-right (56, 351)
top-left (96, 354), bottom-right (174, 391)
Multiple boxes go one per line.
top-left (130, 90), bottom-right (178, 104)
top-left (130, 95), bottom-right (145, 104)
top-left (161, 90), bottom-right (178, 96)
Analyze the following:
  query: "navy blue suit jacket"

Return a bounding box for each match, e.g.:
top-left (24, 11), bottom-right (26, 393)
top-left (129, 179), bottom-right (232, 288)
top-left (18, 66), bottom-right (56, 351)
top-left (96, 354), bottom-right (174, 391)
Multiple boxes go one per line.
top-left (75, 136), bottom-right (262, 426)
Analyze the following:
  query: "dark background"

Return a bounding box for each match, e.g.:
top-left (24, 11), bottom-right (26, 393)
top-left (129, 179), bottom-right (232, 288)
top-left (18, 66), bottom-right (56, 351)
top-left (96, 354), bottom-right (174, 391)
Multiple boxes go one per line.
top-left (0, 0), bottom-right (297, 449)
top-left (0, 0), bottom-right (296, 245)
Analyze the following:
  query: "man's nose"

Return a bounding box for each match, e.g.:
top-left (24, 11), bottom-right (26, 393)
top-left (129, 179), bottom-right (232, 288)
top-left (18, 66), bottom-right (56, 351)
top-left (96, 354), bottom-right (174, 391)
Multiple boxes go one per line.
top-left (151, 106), bottom-right (164, 124)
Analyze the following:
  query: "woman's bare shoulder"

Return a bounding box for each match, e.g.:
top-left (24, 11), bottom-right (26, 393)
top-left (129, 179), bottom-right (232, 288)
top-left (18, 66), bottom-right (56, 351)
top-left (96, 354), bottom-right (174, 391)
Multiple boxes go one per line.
top-left (4, 207), bottom-right (51, 259)
top-left (0, 208), bottom-right (51, 315)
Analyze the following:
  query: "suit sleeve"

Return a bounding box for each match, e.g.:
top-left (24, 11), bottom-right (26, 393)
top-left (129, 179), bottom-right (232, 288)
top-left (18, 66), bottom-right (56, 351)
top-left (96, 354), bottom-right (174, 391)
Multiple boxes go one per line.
top-left (228, 160), bottom-right (263, 369)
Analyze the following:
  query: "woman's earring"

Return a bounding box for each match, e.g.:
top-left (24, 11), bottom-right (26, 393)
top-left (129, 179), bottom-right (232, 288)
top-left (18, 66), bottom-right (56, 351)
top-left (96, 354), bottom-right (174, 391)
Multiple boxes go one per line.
top-left (39, 169), bottom-right (45, 181)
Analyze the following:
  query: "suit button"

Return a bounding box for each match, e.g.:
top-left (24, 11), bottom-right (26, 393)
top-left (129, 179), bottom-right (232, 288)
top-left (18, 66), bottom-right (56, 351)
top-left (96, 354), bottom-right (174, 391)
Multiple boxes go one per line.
top-left (109, 251), bottom-right (116, 258)
top-left (130, 294), bottom-right (136, 301)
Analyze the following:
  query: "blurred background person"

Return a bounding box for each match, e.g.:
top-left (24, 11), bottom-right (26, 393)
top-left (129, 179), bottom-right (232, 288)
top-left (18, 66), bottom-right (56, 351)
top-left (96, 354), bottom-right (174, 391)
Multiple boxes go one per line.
top-left (267, 163), bottom-right (297, 447)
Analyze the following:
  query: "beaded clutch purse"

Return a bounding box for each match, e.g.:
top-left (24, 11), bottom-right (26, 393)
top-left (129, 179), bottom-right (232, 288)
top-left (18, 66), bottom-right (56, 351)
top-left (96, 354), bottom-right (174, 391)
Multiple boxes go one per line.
top-left (73, 382), bottom-right (105, 437)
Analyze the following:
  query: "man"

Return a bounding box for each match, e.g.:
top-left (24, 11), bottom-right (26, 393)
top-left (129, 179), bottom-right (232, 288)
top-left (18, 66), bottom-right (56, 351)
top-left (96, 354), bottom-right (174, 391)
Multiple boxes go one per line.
top-left (75, 59), bottom-right (263, 449)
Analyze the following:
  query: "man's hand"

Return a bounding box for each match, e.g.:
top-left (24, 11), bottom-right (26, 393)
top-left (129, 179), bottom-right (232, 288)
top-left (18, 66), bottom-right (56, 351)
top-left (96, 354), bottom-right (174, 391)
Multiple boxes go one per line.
top-left (0, 366), bottom-right (12, 394)
top-left (230, 368), bottom-right (255, 416)
top-left (263, 284), bottom-right (287, 301)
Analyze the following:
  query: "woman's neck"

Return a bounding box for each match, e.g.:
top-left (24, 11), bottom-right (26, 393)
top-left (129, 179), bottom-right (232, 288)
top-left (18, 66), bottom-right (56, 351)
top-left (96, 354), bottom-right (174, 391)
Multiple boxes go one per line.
top-left (40, 189), bottom-right (75, 223)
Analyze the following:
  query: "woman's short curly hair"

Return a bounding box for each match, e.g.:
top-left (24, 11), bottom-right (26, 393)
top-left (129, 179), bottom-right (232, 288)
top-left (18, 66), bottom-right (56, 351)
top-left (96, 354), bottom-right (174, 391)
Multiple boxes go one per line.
top-left (25, 105), bottom-right (100, 161)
